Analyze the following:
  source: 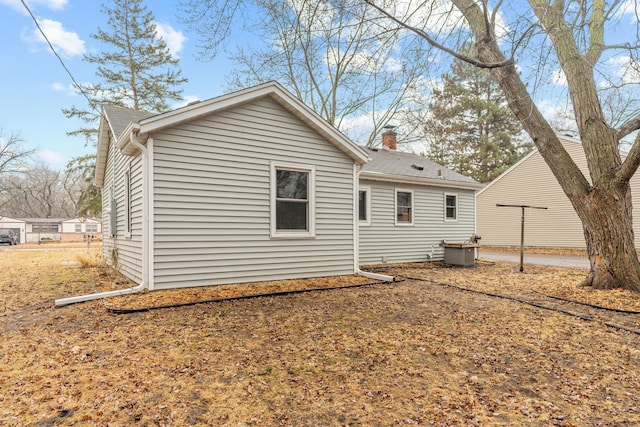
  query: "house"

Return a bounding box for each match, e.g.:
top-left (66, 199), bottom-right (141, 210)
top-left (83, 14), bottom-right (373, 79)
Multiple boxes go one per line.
top-left (93, 81), bottom-right (370, 292)
top-left (62, 81), bottom-right (479, 304)
top-left (476, 135), bottom-right (640, 248)
top-left (0, 216), bottom-right (25, 244)
top-left (358, 129), bottom-right (483, 264)
top-left (0, 217), bottom-right (103, 243)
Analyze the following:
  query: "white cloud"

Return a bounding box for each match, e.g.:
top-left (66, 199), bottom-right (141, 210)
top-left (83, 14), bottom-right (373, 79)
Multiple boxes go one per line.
top-left (154, 22), bottom-right (187, 57)
top-left (51, 82), bottom-right (77, 96)
top-left (24, 18), bottom-right (85, 57)
top-left (552, 68), bottom-right (567, 86)
top-left (0, 0), bottom-right (67, 14)
top-left (37, 149), bottom-right (65, 165)
top-left (616, 0), bottom-right (638, 20)
top-left (607, 55), bottom-right (640, 84)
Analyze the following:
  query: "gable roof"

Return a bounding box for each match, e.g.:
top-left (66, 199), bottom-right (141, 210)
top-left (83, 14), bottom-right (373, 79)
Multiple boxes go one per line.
top-left (476, 134), bottom-right (581, 196)
top-left (360, 147), bottom-right (483, 190)
top-left (95, 81), bottom-right (370, 187)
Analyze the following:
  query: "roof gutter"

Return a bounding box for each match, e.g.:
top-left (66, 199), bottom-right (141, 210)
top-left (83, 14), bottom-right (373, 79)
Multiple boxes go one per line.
top-left (360, 171), bottom-right (484, 191)
top-left (55, 127), bottom-right (151, 307)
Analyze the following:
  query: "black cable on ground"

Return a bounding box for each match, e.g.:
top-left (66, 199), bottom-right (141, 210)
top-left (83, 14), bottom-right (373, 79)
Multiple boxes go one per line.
top-left (531, 289), bottom-right (640, 314)
top-left (104, 279), bottom-right (391, 314)
top-left (404, 275), bottom-right (640, 336)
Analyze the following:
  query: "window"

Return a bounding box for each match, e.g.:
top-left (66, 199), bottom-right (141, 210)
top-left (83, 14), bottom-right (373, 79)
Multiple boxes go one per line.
top-left (33, 224), bottom-right (59, 232)
top-left (359, 186), bottom-right (371, 225)
top-left (395, 189), bottom-right (414, 225)
top-left (124, 165), bottom-right (132, 235)
top-left (86, 224), bottom-right (98, 233)
top-left (75, 224), bottom-right (82, 233)
top-left (271, 163), bottom-right (315, 238)
top-left (445, 193), bottom-right (458, 220)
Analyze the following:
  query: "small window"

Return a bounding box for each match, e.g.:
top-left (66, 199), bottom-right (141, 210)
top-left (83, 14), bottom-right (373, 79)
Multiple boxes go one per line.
top-left (75, 224), bottom-right (82, 233)
top-left (86, 224), bottom-right (98, 233)
top-left (395, 189), bottom-right (414, 225)
top-left (445, 193), bottom-right (458, 220)
top-left (271, 163), bottom-right (315, 238)
top-left (359, 186), bottom-right (371, 225)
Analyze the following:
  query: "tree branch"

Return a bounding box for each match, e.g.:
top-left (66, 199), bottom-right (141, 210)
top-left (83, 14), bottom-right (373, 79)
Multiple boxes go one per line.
top-left (616, 114), bottom-right (640, 141)
top-left (364, 0), bottom-right (514, 69)
top-left (618, 132), bottom-right (640, 184)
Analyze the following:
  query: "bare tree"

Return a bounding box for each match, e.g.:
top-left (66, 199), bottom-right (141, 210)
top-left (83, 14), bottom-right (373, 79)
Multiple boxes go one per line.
top-left (0, 130), bottom-right (34, 175)
top-left (0, 163), bottom-right (79, 218)
top-left (364, 0), bottom-right (640, 290)
top-left (180, 0), bottom-right (432, 146)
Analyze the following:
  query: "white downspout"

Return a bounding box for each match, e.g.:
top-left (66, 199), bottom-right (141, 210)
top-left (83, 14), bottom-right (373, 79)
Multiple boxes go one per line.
top-left (55, 129), bottom-right (150, 306)
top-left (354, 163), bottom-right (394, 283)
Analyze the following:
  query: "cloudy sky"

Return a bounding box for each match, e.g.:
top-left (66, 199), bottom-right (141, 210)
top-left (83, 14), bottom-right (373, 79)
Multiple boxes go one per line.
top-left (0, 0), bottom-right (232, 168)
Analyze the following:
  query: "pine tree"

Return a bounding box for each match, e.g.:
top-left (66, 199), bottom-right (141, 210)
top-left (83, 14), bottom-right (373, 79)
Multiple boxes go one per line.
top-left (63, 0), bottom-right (187, 214)
top-left (64, 0), bottom-right (187, 143)
top-left (423, 54), bottom-right (530, 183)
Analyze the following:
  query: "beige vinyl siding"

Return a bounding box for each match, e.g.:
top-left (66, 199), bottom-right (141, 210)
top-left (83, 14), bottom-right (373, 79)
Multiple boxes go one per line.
top-left (101, 135), bottom-right (144, 283)
top-left (151, 97), bottom-right (355, 289)
top-left (359, 179), bottom-right (476, 264)
top-left (477, 137), bottom-right (640, 248)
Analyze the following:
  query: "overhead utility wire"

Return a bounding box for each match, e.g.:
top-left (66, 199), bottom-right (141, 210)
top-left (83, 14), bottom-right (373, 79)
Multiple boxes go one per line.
top-left (20, 0), bottom-right (99, 112)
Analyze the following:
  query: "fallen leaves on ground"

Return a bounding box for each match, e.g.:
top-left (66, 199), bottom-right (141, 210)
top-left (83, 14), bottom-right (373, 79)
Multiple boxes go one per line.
top-left (1, 244), bottom-right (640, 426)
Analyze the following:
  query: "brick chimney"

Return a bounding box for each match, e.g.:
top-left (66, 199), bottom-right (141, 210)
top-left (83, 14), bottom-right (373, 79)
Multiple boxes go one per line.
top-left (382, 126), bottom-right (397, 150)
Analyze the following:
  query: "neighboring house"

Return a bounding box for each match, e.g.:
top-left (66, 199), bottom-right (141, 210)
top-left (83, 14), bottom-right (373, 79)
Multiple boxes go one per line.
top-left (0, 216), bottom-right (25, 244)
top-left (0, 217), bottom-right (102, 243)
top-left (358, 129), bottom-right (482, 264)
top-left (476, 135), bottom-right (640, 248)
top-left (61, 218), bottom-right (102, 242)
top-left (93, 81), bottom-right (481, 293)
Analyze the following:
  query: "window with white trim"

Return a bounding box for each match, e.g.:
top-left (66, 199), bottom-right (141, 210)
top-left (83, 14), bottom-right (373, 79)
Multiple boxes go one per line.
top-left (86, 224), bottom-right (98, 233)
top-left (445, 193), bottom-right (458, 220)
top-left (75, 224), bottom-right (82, 232)
top-left (395, 189), bottom-right (414, 225)
top-left (271, 163), bottom-right (315, 238)
top-left (358, 186), bottom-right (371, 225)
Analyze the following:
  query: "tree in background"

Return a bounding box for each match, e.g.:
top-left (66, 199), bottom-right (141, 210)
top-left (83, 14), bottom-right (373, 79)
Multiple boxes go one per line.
top-left (422, 54), bottom-right (531, 183)
top-left (364, 0), bottom-right (640, 290)
top-left (0, 162), bottom-right (82, 218)
top-left (180, 0), bottom-right (431, 146)
top-left (0, 130), bottom-right (34, 176)
top-left (63, 0), bottom-right (187, 215)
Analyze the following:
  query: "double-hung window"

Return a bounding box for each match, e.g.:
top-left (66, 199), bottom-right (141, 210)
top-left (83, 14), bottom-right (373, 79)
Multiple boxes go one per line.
top-left (271, 163), bottom-right (315, 238)
top-left (395, 189), bottom-right (414, 225)
top-left (445, 193), bottom-right (458, 221)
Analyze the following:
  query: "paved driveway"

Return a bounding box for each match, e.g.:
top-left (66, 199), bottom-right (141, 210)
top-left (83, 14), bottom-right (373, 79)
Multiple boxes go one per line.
top-left (478, 249), bottom-right (590, 269)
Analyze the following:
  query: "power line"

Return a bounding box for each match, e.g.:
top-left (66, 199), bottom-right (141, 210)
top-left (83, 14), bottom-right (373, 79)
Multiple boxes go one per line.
top-left (20, 0), bottom-right (99, 113)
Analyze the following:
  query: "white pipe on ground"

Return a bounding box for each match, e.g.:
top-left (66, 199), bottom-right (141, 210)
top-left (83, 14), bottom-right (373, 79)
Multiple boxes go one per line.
top-left (55, 284), bottom-right (145, 307)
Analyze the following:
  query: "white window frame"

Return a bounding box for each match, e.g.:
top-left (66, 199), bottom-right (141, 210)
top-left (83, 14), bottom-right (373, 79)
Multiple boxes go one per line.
top-left (444, 192), bottom-right (458, 221)
top-left (86, 224), bottom-right (98, 233)
top-left (394, 188), bottom-right (414, 226)
top-left (358, 185), bottom-right (371, 226)
top-left (75, 224), bottom-right (82, 233)
top-left (270, 162), bottom-right (316, 239)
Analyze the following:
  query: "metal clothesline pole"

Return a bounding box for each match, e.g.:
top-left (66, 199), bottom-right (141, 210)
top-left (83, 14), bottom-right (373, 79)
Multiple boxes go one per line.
top-left (496, 204), bottom-right (548, 272)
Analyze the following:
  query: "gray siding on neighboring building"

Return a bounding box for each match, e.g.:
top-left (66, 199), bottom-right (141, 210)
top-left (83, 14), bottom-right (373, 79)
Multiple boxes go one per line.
top-left (359, 179), bottom-right (476, 264)
top-left (101, 134), bottom-right (144, 284)
top-left (150, 97), bottom-right (356, 289)
top-left (476, 136), bottom-right (640, 248)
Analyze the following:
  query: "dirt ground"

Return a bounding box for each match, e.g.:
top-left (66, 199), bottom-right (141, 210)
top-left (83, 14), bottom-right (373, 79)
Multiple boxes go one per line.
top-left (2, 243), bottom-right (640, 426)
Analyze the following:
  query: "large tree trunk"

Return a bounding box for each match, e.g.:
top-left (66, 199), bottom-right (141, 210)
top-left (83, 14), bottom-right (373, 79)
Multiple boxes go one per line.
top-left (454, 0), bottom-right (640, 292)
top-left (574, 181), bottom-right (640, 291)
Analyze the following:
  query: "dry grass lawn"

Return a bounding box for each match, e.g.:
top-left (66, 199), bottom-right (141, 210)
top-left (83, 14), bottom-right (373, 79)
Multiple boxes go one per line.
top-left (2, 243), bottom-right (640, 426)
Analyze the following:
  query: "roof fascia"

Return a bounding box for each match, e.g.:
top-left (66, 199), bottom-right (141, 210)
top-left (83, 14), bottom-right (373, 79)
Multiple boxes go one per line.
top-left (94, 109), bottom-right (115, 188)
top-left (136, 82), bottom-right (369, 165)
top-left (360, 171), bottom-right (484, 191)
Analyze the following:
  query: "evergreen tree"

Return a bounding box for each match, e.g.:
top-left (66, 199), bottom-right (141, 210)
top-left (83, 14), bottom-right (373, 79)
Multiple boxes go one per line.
top-left (423, 54), bottom-right (530, 183)
top-left (63, 0), bottom-right (187, 213)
